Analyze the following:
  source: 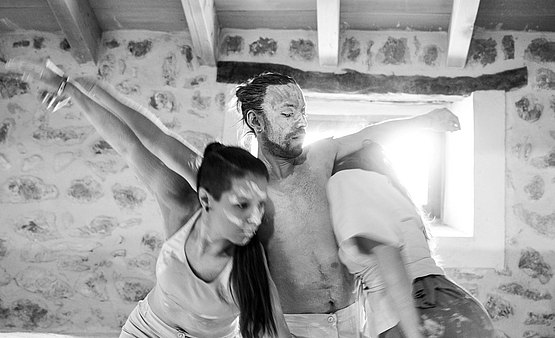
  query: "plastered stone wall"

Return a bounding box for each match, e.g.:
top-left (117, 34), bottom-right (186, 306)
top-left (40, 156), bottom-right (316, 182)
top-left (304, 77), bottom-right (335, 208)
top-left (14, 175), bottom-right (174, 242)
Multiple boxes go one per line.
top-left (0, 27), bottom-right (554, 336)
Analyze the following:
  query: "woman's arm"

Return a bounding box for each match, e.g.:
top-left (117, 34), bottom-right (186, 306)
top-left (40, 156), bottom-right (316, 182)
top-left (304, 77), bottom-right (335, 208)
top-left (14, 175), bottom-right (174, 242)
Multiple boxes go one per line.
top-left (355, 237), bottom-right (423, 338)
top-left (69, 79), bottom-right (199, 237)
top-left (6, 59), bottom-right (198, 237)
top-left (6, 58), bottom-right (201, 188)
top-left (83, 82), bottom-right (201, 187)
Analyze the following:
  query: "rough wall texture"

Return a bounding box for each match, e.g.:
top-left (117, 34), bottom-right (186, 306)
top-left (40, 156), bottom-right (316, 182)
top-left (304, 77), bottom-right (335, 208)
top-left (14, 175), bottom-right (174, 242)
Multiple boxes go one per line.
top-left (0, 28), bottom-right (554, 337)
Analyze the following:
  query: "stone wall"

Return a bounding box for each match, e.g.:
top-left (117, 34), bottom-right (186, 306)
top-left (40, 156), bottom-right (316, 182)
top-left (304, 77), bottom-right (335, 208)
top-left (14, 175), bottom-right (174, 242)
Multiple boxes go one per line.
top-left (0, 27), bottom-right (554, 336)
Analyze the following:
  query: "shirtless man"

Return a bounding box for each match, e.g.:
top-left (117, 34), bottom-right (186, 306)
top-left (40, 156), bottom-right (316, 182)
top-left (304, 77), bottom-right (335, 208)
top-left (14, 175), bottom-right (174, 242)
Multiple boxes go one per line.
top-left (9, 59), bottom-right (459, 337)
top-left (234, 73), bottom-right (459, 336)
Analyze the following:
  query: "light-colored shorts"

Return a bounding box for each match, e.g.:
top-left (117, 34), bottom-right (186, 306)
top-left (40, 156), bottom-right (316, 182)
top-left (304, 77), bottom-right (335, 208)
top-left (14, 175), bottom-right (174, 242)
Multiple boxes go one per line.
top-left (285, 302), bottom-right (366, 338)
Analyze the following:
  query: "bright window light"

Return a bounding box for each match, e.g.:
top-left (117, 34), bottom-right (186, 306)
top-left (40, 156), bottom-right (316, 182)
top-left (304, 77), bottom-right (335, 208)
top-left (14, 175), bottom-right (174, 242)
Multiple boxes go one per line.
top-left (304, 128), bottom-right (434, 209)
top-left (381, 132), bottom-right (434, 208)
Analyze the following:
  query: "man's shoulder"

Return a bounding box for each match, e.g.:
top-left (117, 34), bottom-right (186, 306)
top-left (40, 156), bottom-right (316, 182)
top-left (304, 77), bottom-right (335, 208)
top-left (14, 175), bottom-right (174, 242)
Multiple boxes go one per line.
top-left (304, 137), bottom-right (338, 156)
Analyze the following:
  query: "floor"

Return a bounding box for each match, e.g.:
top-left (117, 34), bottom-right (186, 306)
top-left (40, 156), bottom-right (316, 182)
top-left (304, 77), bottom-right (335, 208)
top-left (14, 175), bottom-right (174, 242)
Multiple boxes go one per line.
top-left (0, 333), bottom-right (118, 338)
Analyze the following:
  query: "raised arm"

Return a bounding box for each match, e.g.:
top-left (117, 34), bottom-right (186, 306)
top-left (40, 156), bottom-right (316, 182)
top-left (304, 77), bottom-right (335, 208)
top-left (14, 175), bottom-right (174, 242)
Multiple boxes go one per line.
top-left (334, 108), bottom-right (460, 159)
top-left (82, 82), bottom-right (201, 187)
top-left (6, 58), bottom-right (198, 237)
top-left (5, 58), bottom-right (201, 188)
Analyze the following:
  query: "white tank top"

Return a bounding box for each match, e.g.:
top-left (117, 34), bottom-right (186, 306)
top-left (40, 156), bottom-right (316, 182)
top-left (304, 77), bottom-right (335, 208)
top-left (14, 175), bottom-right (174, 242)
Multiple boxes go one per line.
top-left (147, 210), bottom-right (240, 337)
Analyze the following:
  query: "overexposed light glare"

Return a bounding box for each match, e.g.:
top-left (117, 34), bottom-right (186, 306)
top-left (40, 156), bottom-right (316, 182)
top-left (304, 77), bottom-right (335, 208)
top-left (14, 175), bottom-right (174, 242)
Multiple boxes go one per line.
top-left (305, 128), bottom-right (432, 208)
top-left (382, 131), bottom-right (433, 208)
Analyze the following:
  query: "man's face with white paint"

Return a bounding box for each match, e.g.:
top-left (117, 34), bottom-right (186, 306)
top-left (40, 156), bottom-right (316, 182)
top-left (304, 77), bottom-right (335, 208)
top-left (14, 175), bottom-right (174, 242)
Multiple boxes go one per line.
top-left (259, 83), bottom-right (307, 158)
top-left (213, 174), bottom-right (268, 245)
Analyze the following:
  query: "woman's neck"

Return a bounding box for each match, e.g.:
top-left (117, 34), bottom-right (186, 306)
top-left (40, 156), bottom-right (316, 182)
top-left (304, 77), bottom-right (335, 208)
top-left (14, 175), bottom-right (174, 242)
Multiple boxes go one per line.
top-left (190, 213), bottom-right (234, 258)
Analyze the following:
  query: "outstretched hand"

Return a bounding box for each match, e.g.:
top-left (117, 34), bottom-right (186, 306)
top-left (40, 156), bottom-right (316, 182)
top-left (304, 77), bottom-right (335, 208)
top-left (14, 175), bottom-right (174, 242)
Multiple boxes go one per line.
top-left (5, 58), bottom-right (65, 90)
top-left (420, 108), bottom-right (460, 132)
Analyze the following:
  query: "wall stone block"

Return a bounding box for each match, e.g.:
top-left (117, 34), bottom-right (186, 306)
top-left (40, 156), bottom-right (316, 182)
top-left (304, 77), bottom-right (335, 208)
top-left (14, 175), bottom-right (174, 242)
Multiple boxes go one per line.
top-left (523, 175), bottom-right (545, 200)
top-left (0, 175), bottom-right (58, 203)
top-left (513, 204), bottom-right (555, 239)
top-left (502, 35), bottom-right (515, 60)
top-left (111, 184), bottom-right (147, 209)
top-left (511, 141), bottom-right (532, 161)
top-left (149, 91), bottom-right (176, 112)
top-left (518, 247), bottom-right (553, 284)
top-left (162, 52), bottom-right (178, 87)
top-left (191, 90), bottom-right (211, 110)
top-left (75, 271), bottom-right (109, 301)
top-left (127, 40), bottom-right (152, 58)
top-left (180, 45), bottom-right (195, 70)
top-left (0, 298), bottom-right (51, 329)
top-left (67, 176), bottom-right (104, 203)
top-left (114, 276), bottom-right (154, 302)
top-left (341, 37), bottom-right (361, 62)
top-left (515, 95), bottom-right (543, 122)
top-left (484, 294), bottom-right (514, 320)
top-left (12, 211), bottom-right (60, 241)
top-left (141, 232), bottom-right (163, 252)
top-left (377, 37), bottom-right (409, 65)
top-left (15, 267), bottom-right (73, 298)
top-left (249, 37), bottom-right (277, 56)
top-left (0, 117), bottom-right (16, 144)
top-left (422, 45), bottom-right (439, 66)
top-left (498, 282), bottom-right (552, 300)
top-left (126, 253), bottom-right (156, 276)
top-left (32, 125), bottom-right (93, 146)
top-left (116, 80), bottom-right (141, 95)
top-left (536, 68), bottom-right (555, 89)
top-left (289, 39), bottom-right (316, 61)
top-left (56, 255), bottom-right (90, 272)
top-left (525, 38), bottom-right (555, 63)
top-left (220, 35), bottom-right (244, 55)
top-left (530, 149), bottom-right (555, 168)
top-left (468, 38), bottom-right (497, 66)
top-left (524, 312), bottom-right (555, 325)
top-left (0, 74), bottom-right (30, 99)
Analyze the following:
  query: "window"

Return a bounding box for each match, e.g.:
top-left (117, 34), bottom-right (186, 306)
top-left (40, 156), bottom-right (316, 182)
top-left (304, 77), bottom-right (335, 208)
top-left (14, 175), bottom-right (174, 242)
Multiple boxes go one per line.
top-left (223, 91), bottom-right (505, 269)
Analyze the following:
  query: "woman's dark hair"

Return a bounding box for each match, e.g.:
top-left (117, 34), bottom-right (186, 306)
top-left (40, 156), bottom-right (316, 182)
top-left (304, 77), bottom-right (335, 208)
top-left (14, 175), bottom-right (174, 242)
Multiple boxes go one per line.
top-left (197, 142), bottom-right (275, 338)
top-left (235, 72), bottom-right (298, 134)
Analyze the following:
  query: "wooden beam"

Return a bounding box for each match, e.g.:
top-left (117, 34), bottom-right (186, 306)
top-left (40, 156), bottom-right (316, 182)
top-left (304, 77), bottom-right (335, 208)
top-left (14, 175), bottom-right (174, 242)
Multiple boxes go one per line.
top-left (446, 0), bottom-right (481, 68)
top-left (46, 0), bottom-right (101, 64)
top-left (180, 0), bottom-right (219, 66)
top-left (317, 0), bottom-right (340, 66)
top-left (217, 61), bottom-right (528, 96)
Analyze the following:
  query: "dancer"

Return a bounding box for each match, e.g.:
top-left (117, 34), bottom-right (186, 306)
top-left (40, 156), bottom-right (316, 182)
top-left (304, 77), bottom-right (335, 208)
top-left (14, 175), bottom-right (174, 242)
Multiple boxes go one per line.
top-left (7, 59), bottom-right (291, 338)
top-left (327, 141), bottom-right (496, 338)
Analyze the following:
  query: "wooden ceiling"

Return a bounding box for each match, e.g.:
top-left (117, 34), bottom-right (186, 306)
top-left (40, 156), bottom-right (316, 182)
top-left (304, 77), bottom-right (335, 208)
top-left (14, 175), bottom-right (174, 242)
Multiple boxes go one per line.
top-left (1, 0), bottom-right (554, 67)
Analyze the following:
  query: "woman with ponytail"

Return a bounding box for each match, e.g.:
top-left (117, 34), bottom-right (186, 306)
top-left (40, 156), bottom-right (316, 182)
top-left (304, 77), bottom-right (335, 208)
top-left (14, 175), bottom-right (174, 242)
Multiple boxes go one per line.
top-left (7, 59), bottom-right (291, 338)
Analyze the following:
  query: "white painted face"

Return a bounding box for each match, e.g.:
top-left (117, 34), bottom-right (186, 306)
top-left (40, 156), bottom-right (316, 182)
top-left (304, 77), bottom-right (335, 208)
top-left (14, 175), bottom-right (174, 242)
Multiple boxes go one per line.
top-left (215, 174), bottom-right (268, 245)
top-left (260, 83), bottom-right (307, 158)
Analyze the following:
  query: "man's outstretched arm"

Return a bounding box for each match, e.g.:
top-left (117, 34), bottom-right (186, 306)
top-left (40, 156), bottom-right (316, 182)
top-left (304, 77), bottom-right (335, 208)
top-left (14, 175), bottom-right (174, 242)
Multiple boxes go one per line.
top-left (334, 108), bottom-right (460, 159)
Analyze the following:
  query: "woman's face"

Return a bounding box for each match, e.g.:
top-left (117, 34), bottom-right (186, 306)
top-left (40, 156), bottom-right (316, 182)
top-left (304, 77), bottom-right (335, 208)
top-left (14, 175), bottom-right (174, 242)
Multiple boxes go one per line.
top-left (212, 174), bottom-right (268, 245)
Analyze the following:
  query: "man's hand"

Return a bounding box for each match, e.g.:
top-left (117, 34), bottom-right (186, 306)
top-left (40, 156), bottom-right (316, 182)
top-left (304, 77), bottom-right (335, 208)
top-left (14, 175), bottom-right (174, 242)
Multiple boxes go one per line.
top-left (419, 108), bottom-right (460, 132)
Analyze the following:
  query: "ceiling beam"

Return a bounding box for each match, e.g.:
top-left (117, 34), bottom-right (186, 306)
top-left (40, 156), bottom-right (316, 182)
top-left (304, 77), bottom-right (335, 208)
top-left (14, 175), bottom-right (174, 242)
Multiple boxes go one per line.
top-left (446, 0), bottom-right (481, 68)
top-left (45, 0), bottom-right (101, 64)
top-left (180, 0), bottom-right (219, 66)
top-left (317, 0), bottom-right (340, 67)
